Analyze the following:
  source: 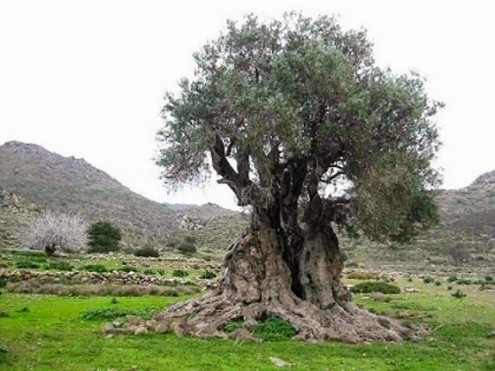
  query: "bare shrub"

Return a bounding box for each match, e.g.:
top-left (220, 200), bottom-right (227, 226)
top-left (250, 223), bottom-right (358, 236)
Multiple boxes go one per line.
top-left (18, 212), bottom-right (88, 256)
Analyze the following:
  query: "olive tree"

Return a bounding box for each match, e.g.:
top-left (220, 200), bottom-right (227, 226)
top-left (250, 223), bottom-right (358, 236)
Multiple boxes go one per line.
top-left (19, 212), bottom-right (88, 256)
top-left (156, 14), bottom-right (441, 342)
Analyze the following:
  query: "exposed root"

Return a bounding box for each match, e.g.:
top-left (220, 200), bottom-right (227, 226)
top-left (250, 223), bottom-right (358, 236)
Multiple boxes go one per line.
top-left (104, 230), bottom-right (427, 343)
top-left (149, 289), bottom-right (424, 343)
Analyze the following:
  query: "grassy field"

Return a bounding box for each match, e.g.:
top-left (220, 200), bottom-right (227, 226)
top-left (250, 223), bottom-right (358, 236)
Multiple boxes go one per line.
top-left (1, 277), bottom-right (494, 370)
top-left (0, 249), bottom-right (494, 370)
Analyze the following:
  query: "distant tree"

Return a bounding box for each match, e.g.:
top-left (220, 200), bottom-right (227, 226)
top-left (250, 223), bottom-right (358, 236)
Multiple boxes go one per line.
top-left (156, 14), bottom-right (441, 342)
top-left (87, 220), bottom-right (121, 253)
top-left (20, 212), bottom-right (88, 256)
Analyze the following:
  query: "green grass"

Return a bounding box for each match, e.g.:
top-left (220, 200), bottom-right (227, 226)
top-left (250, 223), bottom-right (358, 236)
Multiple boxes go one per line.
top-left (0, 285), bottom-right (494, 370)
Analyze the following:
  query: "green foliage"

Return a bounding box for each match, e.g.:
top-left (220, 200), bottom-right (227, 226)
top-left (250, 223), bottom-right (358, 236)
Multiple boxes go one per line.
top-left (350, 281), bottom-right (401, 294)
top-left (177, 235), bottom-right (197, 255)
top-left (81, 306), bottom-right (158, 321)
top-left (87, 220), bottom-right (122, 253)
top-left (223, 319), bottom-right (244, 333)
top-left (157, 13), bottom-right (441, 243)
top-left (485, 276), bottom-right (493, 282)
top-left (0, 279), bottom-right (6, 288)
top-left (252, 316), bottom-right (296, 341)
top-left (447, 275), bottom-right (458, 283)
top-left (199, 270), bottom-right (217, 279)
top-left (81, 264), bottom-right (108, 273)
top-left (423, 276), bottom-right (434, 284)
top-left (172, 269), bottom-right (189, 278)
top-left (451, 289), bottom-right (467, 299)
top-left (45, 261), bottom-right (74, 271)
top-left (81, 307), bottom-right (128, 321)
top-left (134, 246), bottom-right (160, 258)
top-left (15, 261), bottom-right (40, 269)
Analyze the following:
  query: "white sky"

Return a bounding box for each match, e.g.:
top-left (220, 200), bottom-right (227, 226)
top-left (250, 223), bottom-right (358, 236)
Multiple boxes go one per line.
top-left (1, 0), bottom-right (494, 210)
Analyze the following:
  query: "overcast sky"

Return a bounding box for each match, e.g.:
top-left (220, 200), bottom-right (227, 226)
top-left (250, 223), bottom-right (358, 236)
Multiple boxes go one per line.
top-left (1, 0), bottom-right (493, 210)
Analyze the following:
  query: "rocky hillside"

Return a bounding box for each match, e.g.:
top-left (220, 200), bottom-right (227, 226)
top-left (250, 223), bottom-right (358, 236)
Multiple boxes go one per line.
top-left (0, 141), bottom-right (179, 245)
top-left (0, 188), bottom-right (41, 247)
top-left (0, 141), bottom-right (248, 249)
top-left (436, 170), bottom-right (495, 237)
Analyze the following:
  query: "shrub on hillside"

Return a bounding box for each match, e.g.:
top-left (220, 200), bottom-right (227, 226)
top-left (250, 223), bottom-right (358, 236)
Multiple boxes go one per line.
top-left (81, 264), bottom-right (108, 273)
top-left (446, 244), bottom-right (470, 264)
top-left (45, 261), bottom-right (74, 271)
top-left (177, 235), bottom-right (197, 255)
top-left (134, 246), bottom-right (159, 258)
top-left (350, 281), bottom-right (401, 294)
top-left (87, 221), bottom-right (121, 253)
top-left (172, 269), bottom-right (189, 278)
top-left (200, 270), bottom-right (217, 280)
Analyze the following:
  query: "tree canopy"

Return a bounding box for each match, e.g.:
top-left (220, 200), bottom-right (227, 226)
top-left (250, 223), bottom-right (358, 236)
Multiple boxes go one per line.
top-left (156, 13), bottom-right (441, 242)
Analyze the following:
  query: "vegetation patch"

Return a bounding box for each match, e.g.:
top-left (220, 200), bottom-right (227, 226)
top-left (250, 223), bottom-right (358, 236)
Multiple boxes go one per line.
top-left (350, 281), bottom-right (401, 294)
top-left (172, 269), bottom-right (189, 278)
top-left (5, 282), bottom-right (199, 297)
top-left (199, 270), bottom-right (217, 279)
top-left (252, 316), bottom-right (297, 341)
top-left (134, 246), bottom-right (160, 258)
top-left (45, 261), bottom-right (74, 271)
top-left (81, 306), bottom-right (158, 321)
top-left (15, 261), bottom-right (40, 269)
top-left (81, 264), bottom-right (108, 273)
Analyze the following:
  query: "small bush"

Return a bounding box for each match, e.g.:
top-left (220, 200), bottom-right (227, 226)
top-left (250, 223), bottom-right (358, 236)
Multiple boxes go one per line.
top-left (81, 264), bottom-right (108, 273)
top-left (143, 269), bottom-right (156, 275)
top-left (165, 237), bottom-right (180, 248)
top-left (156, 269), bottom-right (165, 276)
top-left (434, 281), bottom-right (442, 286)
top-left (447, 285), bottom-right (453, 290)
top-left (0, 279), bottom-right (6, 288)
top-left (485, 276), bottom-right (493, 282)
top-left (110, 297), bottom-right (118, 304)
top-left (451, 289), bottom-right (466, 299)
top-left (45, 261), bottom-right (74, 271)
top-left (15, 261), bottom-right (40, 269)
top-left (350, 281), bottom-right (401, 294)
top-left (81, 306), bottom-right (158, 321)
top-left (423, 276), bottom-right (434, 284)
top-left (134, 246), bottom-right (160, 258)
top-left (177, 241), bottom-right (197, 255)
top-left (447, 275), bottom-right (458, 283)
top-left (200, 270), bottom-right (217, 280)
top-left (223, 318), bottom-right (244, 333)
top-left (252, 316), bottom-right (296, 341)
top-left (456, 278), bottom-right (472, 285)
top-left (81, 307), bottom-right (129, 321)
top-left (172, 269), bottom-right (189, 277)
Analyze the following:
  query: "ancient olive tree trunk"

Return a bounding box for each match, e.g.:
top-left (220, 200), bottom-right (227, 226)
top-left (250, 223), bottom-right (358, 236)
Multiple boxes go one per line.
top-left (154, 211), bottom-right (420, 343)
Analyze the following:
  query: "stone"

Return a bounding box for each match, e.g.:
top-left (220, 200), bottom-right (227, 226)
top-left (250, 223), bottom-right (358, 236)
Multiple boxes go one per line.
top-left (269, 356), bottom-right (293, 367)
top-left (155, 322), bottom-right (170, 334)
top-left (133, 326), bottom-right (148, 335)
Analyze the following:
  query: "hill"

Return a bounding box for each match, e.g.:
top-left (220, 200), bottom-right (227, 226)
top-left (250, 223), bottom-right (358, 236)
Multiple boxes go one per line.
top-left (436, 170), bottom-right (495, 237)
top-left (0, 141), bottom-right (179, 245)
top-left (0, 141), bottom-right (248, 249)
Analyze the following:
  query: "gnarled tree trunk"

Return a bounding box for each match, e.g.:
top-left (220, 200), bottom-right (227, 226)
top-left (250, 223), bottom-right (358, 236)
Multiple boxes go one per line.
top-left (155, 209), bottom-right (421, 343)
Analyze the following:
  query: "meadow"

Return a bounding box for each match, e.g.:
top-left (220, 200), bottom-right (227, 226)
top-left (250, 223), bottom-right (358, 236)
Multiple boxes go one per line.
top-left (0, 249), bottom-right (494, 370)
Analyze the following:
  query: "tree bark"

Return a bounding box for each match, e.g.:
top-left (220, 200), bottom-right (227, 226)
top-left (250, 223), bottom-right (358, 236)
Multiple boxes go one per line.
top-left (153, 212), bottom-right (422, 343)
